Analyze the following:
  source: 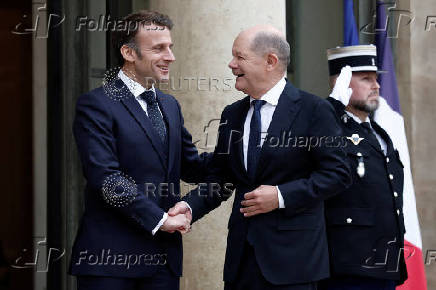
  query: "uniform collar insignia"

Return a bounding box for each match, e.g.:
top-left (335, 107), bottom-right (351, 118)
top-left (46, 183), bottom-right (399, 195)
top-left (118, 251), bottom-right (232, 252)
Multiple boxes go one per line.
top-left (341, 114), bottom-right (349, 123)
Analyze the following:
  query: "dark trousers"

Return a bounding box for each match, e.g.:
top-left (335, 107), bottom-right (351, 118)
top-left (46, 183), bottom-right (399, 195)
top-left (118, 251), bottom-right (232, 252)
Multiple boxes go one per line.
top-left (318, 276), bottom-right (396, 290)
top-left (76, 265), bottom-right (179, 290)
top-left (225, 242), bottom-right (317, 290)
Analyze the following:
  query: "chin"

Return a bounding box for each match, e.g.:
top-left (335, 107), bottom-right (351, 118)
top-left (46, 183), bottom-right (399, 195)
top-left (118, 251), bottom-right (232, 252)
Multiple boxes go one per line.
top-left (368, 98), bottom-right (379, 106)
top-left (365, 101), bottom-right (379, 113)
top-left (155, 74), bottom-right (170, 83)
top-left (235, 81), bottom-right (246, 92)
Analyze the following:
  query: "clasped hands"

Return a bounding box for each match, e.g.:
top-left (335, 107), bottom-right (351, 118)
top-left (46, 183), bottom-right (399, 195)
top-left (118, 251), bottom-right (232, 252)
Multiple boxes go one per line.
top-left (162, 184), bottom-right (279, 234)
top-left (160, 202), bottom-right (192, 234)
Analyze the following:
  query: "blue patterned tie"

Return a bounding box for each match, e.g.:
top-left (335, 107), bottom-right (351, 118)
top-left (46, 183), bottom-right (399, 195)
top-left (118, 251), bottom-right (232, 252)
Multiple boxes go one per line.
top-left (141, 90), bottom-right (167, 145)
top-left (247, 99), bottom-right (266, 179)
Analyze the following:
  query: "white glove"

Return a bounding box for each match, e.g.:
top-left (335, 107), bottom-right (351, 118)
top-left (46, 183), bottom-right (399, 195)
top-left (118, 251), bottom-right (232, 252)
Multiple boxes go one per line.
top-left (330, 65), bottom-right (353, 106)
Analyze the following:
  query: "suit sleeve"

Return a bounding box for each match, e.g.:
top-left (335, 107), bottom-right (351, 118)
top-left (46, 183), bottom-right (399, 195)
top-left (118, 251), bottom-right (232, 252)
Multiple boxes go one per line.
top-left (278, 98), bottom-right (352, 216)
top-left (73, 93), bottom-right (165, 234)
top-left (182, 107), bottom-right (235, 222)
top-left (174, 99), bottom-right (212, 183)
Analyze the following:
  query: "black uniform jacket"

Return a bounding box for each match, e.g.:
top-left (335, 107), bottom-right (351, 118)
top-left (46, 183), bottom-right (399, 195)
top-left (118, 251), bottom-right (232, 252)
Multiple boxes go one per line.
top-left (325, 97), bottom-right (408, 284)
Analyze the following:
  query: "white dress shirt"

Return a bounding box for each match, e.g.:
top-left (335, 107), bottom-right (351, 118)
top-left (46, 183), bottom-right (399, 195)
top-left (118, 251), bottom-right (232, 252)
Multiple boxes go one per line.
top-left (118, 69), bottom-right (165, 117)
top-left (118, 70), bottom-right (167, 235)
top-left (243, 77), bottom-right (287, 208)
top-left (345, 111), bottom-right (387, 155)
top-left (184, 77), bottom-right (288, 218)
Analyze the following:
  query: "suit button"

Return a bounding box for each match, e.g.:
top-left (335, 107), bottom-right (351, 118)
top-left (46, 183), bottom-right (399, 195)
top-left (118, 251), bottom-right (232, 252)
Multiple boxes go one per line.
top-left (346, 218), bottom-right (352, 224)
top-left (394, 191), bottom-right (398, 197)
top-left (389, 174), bottom-right (394, 180)
top-left (397, 209), bottom-right (400, 215)
top-left (386, 157), bottom-right (390, 163)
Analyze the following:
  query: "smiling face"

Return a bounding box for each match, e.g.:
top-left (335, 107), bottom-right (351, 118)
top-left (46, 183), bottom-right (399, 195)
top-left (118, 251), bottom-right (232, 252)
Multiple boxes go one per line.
top-left (228, 33), bottom-right (269, 98)
top-left (348, 71), bottom-right (380, 113)
top-left (126, 25), bottom-right (175, 88)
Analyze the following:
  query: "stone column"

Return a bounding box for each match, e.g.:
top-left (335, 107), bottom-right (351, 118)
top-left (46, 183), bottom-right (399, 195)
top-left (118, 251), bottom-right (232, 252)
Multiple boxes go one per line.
top-left (32, 2), bottom-right (48, 289)
top-left (147, 1), bottom-right (286, 289)
top-left (410, 0), bottom-right (436, 288)
top-left (379, 0), bottom-right (436, 288)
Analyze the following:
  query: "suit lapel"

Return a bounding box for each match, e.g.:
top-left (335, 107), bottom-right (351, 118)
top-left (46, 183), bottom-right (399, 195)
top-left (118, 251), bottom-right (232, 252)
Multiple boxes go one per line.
top-left (226, 97), bottom-right (251, 183)
top-left (371, 120), bottom-right (394, 156)
top-left (364, 130), bottom-right (384, 155)
top-left (118, 80), bottom-right (167, 169)
top-left (156, 89), bottom-right (176, 171)
top-left (236, 97), bottom-right (251, 181)
top-left (256, 83), bottom-right (302, 178)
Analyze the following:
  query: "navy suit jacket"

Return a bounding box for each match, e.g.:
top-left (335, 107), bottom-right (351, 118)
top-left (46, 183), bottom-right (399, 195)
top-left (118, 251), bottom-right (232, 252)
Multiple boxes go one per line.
top-left (184, 82), bottom-right (352, 285)
top-left (69, 79), bottom-right (206, 278)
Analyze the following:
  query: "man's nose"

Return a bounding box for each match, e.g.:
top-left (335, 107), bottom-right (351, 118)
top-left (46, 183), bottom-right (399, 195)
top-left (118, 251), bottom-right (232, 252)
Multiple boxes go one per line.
top-left (228, 58), bottom-right (237, 69)
top-left (374, 80), bottom-right (380, 89)
top-left (165, 48), bottom-right (176, 62)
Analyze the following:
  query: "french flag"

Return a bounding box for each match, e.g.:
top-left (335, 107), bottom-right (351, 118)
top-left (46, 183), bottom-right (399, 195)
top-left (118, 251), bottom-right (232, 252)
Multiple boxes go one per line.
top-left (344, 1), bottom-right (427, 289)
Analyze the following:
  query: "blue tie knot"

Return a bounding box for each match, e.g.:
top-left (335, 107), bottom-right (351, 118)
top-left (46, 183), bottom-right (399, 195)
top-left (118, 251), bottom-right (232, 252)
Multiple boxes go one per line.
top-left (252, 99), bottom-right (266, 111)
top-left (140, 90), bottom-right (156, 105)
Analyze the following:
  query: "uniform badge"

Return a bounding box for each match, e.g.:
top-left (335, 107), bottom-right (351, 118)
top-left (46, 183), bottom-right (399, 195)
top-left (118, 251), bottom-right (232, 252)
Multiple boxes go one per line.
top-left (341, 114), bottom-right (349, 123)
top-left (356, 152), bottom-right (365, 178)
top-left (347, 134), bottom-right (364, 145)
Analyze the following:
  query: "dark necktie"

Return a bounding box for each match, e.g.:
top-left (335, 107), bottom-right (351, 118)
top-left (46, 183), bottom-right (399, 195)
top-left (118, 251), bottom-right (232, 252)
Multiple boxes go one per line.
top-left (140, 90), bottom-right (167, 145)
top-left (361, 121), bottom-right (381, 150)
top-left (247, 99), bottom-right (266, 179)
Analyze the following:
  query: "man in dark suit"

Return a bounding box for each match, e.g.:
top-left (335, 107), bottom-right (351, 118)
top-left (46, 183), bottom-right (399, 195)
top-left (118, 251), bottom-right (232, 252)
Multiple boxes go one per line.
top-left (69, 10), bottom-right (208, 290)
top-left (319, 45), bottom-right (407, 290)
top-left (170, 25), bottom-right (351, 290)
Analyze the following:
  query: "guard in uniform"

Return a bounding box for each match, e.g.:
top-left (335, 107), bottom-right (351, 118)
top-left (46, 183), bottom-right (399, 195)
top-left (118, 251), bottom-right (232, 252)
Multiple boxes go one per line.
top-left (319, 45), bottom-right (408, 290)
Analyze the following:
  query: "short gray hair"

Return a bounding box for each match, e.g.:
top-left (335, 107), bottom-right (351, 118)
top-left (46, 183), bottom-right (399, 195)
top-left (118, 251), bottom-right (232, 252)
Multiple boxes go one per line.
top-left (250, 32), bottom-right (290, 72)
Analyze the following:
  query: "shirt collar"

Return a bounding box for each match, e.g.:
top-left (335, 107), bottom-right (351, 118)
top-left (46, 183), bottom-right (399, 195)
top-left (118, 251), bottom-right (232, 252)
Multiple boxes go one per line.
top-left (345, 110), bottom-right (371, 125)
top-left (249, 77), bottom-right (286, 106)
top-left (118, 69), bottom-right (156, 98)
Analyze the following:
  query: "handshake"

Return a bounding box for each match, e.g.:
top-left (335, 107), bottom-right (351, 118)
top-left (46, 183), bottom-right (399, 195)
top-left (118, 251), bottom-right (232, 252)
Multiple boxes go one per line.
top-left (160, 202), bottom-right (192, 234)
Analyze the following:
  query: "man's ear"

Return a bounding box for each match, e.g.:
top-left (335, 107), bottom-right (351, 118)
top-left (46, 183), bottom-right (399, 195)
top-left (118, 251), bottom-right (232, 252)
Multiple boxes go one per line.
top-left (266, 53), bottom-right (279, 71)
top-left (120, 44), bottom-right (136, 63)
